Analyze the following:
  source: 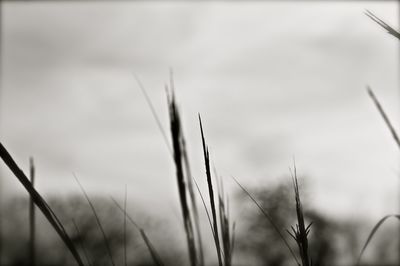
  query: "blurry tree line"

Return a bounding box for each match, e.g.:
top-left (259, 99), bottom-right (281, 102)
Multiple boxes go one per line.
top-left (0, 180), bottom-right (397, 266)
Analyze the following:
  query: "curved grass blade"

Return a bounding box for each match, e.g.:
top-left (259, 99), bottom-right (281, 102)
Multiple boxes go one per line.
top-left (356, 214), bottom-right (400, 265)
top-left (367, 86), bottom-right (400, 149)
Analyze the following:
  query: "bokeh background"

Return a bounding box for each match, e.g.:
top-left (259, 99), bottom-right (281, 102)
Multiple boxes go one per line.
top-left (0, 1), bottom-right (398, 265)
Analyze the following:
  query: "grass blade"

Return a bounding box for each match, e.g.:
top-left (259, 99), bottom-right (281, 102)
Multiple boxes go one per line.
top-left (198, 115), bottom-right (223, 266)
top-left (139, 229), bottom-right (166, 266)
top-left (232, 176), bottom-right (300, 266)
top-left (170, 70), bottom-right (204, 266)
top-left (193, 178), bottom-right (216, 241)
top-left (133, 73), bottom-right (172, 156)
top-left (29, 157), bottom-right (36, 266)
top-left (124, 185), bottom-right (128, 266)
top-left (365, 10), bottom-right (400, 40)
top-left (72, 219), bottom-right (92, 266)
top-left (0, 142), bottom-right (85, 266)
top-left (182, 137), bottom-right (204, 266)
top-left (230, 221), bottom-right (236, 260)
top-left (217, 176), bottom-right (234, 266)
top-left (74, 174), bottom-right (115, 266)
top-left (111, 197), bottom-right (165, 266)
top-left (367, 86), bottom-right (400, 149)
top-left (168, 90), bottom-right (198, 266)
top-left (137, 72), bottom-right (203, 265)
top-left (356, 214), bottom-right (400, 265)
top-left (169, 71), bottom-right (204, 266)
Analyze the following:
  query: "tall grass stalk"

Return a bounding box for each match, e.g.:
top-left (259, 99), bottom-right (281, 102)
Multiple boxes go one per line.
top-left (137, 71), bottom-right (204, 266)
top-left (197, 117), bottom-right (236, 266)
top-left (167, 89), bottom-right (198, 266)
top-left (0, 142), bottom-right (85, 266)
top-left (29, 157), bottom-right (36, 266)
top-left (169, 70), bottom-right (204, 266)
top-left (288, 166), bottom-right (312, 266)
top-left (73, 174), bottom-right (115, 266)
top-left (198, 116), bottom-right (224, 266)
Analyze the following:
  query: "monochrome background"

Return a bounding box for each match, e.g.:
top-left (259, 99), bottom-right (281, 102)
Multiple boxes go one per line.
top-left (0, 1), bottom-right (398, 223)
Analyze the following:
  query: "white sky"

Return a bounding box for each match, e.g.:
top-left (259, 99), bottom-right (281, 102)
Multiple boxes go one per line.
top-left (0, 1), bottom-right (399, 221)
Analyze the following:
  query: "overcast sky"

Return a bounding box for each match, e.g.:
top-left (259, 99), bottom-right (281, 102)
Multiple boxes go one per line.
top-left (0, 1), bottom-right (399, 221)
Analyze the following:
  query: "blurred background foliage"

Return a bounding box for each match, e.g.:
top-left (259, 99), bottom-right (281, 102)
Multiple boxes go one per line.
top-left (1, 179), bottom-right (398, 266)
